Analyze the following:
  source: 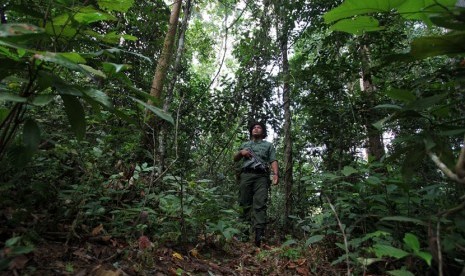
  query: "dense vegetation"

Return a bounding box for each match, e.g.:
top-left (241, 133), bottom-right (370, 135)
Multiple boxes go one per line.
top-left (1, 0), bottom-right (464, 275)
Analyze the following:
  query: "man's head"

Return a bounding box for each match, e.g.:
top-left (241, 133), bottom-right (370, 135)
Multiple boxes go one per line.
top-left (248, 121), bottom-right (267, 139)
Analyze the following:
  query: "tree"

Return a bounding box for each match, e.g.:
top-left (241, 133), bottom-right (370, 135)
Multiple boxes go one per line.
top-left (147, 0), bottom-right (183, 173)
top-left (358, 39), bottom-right (385, 161)
top-left (273, 0), bottom-right (294, 229)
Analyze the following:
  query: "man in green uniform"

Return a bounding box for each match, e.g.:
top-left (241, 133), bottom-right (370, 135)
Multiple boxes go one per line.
top-left (233, 121), bottom-right (279, 247)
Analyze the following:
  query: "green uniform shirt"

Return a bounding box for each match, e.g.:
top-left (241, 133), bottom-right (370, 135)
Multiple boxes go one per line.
top-left (239, 140), bottom-right (277, 169)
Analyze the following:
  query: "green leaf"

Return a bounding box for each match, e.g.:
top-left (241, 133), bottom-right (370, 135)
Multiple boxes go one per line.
top-left (387, 270), bottom-right (415, 276)
top-left (403, 233), bottom-right (420, 253)
top-left (10, 245), bottom-right (34, 255)
top-left (121, 34), bottom-right (138, 41)
top-left (17, 48), bottom-right (26, 57)
top-left (324, 0), bottom-right (405, 24)
top-left (81, 88), bottom-right (112, 108)
top-left (423, 136), bottom-right (436, 151)
top-left (397, 0), bottom-right (457, 25)
top-left (0, 45), bottom-right (21, 60)
top-left (73, 6), bottom-right (116, 24)
top-left (406, 93), bottom-right (447, 111)
top-left (60, 52), bottom-right (86, 64)
top-left (0, 39), bottom-right (28, 52)
top-left (110, 108), bottom-right (137, 125)
top-left (386, 184), bottom-right (398, 193)
top-left (0, 23), bottom-right (44, 37)
top-left (30, 95), bottom-right (54, 106)
top-left (131, 97), bottom-right (174, 125)
top-left (102, 62), bottom-right (131, 75)
top-left (330, 254), bottom-right (347, 266)
top-left (305, 235), bottom-right (324, 246)
top-left (324, 0), bottom-right (457, 29)
top-left (127, 87), bottom-right (160, 105)
top-left (53, 79), bottom-right (83, 96)
top-left (0, 93), bottom-right (27, 103)
top-left (329, 16), bottom-right (384, 35)
top-left (49, 13), bottom-right (70, 25)
top-left (386, 89), bottom-right (416, 102)
top-left (381, 216), bottom-right (426, 225)
top-left (373, 244), bottom-right (409, 259)
top-left (79, 64), bottom-right (106, 78)
top-left (416, 251), bottom-right (432, 266)
top-left (23, 119), bottom-right (40, 151)
top-left (44, 17), bottom-right (78, 38)
top-left (430, 15), bottom-right (465, 30)
top-left (0, 108), bottom-right (9, 124)
top-left (374, 104), bottom-right (403, 110)
top-left (282, 239), bottom-right (297, 247)
top-left (103, 31), bottom-right (138, 43)
top-left (93, 48), bottom-right (152, 63)
top-left (98, 0), bottom-right (135, 12)
top-left (34, 52), bottom-right (83, 72)
top-left (357, 257), bottom-right (383, 266)
top-left (366, 176), bottom-right (381, 185)
top-left (438, 129), bottom-right (465, 136)
top-left (373, 116), bottom-right (392, 130)
top-left (341, 166), bottom-right (358, 176)
top-left (61, 95), bottom-right (86, 140)
top-left (5, 237), bottom-right (21, 247)
top-left (410, 32), bottom-right (465, 59)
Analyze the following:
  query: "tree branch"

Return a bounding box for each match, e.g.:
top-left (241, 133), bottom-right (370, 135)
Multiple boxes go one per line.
top-left (427, 150), bottom-right (465, 184)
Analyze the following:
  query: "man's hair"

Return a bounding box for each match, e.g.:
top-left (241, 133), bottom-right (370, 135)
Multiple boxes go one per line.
top-left (248, 121), bottom-right (267, 138)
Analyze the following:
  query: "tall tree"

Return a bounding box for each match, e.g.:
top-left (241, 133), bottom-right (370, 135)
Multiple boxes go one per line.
top-left (147, 0), bottom-right (182, 172)
top-left (273, 0), bottom-right (294, 228)
top-left (359, 41), bottom-right (385, 161)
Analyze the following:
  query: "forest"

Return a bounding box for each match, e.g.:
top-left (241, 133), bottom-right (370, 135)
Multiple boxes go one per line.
top-left (1, 0), bottom-right (465, 275)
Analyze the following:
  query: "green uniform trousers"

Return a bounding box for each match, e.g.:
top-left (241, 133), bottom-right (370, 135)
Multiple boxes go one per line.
top-left (238, 172), bottom-right (269, 229)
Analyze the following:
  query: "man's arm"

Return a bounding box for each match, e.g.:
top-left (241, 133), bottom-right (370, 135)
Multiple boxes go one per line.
top-left (271, 160), bottom-right (279, 185)
top-left (234, 149), bottom-right (251, 162)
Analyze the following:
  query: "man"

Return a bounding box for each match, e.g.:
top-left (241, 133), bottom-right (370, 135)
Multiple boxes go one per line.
top-left (233, 121), bottom-right (279, 247)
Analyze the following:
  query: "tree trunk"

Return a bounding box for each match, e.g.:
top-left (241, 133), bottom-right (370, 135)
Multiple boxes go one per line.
top-left (149, 0), bottom-right (182, 102)
top-left (359, 44), bottom-right (385, 161)
top-left (274, 0), bottom-right (294, 228)
top-left (157, 0), bottom-right (192, 173)
top-left (282, 38), bottom-right (293, 226)
top-left (163, 0), bottom-right (192, 112)
top-left (147, 0), bottom-right (182, 173)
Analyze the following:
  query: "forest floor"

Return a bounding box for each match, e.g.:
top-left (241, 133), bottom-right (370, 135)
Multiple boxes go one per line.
top-left (3, 233), bottom-right (344, 276)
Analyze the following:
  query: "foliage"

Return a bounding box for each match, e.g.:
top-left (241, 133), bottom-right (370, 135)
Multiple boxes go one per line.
top-left (0, 0), bottom-right (173, 167)
top-left (1, 0), bottom-right (465, 275)
top-left (0, 236), bottom-right (34, 271)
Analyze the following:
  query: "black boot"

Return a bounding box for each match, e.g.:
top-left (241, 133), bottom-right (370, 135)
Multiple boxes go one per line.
top-left (255, 228), bottom-right (264, 247)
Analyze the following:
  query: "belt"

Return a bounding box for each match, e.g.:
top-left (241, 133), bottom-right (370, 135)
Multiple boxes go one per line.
top-left (241, 168), bottom-right (269, 174)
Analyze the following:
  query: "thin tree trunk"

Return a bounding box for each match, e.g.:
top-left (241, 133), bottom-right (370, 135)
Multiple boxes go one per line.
top-left (282, 35), bottom-right (293, 226)
top-left (359, 44), bottom-right (385, 161)
top-left (164, 0), bottom-right (191, 112)
top-left (157, 0), bottom-right (192, 173)
top-left (273, 0), bottom-right (294, 227)
top-left (146, 0), bottom-right (182, 173)
top-left (149, 0), bottom-right (182, 102)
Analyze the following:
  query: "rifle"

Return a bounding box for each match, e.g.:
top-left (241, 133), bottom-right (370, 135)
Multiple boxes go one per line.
top-left (243, 148), bottom-right (268, 171)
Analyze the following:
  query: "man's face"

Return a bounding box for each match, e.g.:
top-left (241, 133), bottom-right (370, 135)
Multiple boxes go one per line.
top-left (252, 125), bottom-right (263, 137)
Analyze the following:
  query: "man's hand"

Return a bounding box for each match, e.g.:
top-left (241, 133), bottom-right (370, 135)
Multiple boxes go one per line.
top-left (234, 149), bottom-right (251, 162)
top-left (240, 149), bottom-right (252, 158)
top-left (272, 175), bottom-right (279, 185)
